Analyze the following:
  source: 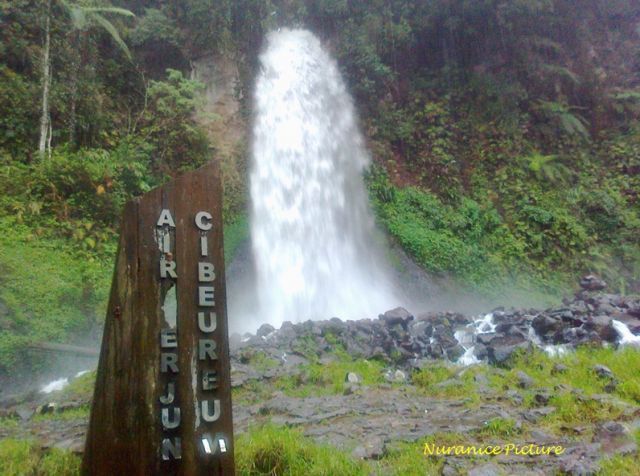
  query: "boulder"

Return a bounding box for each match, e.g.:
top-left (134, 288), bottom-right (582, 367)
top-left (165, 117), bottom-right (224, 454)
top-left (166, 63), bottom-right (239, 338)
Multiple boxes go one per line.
top-left (379, 307), bottom-right (414, 327)
top-left (345, 372), bottom-right (361, 384)
top-left (580, 275), bottom-right (607, 291)
top-left (532, 314), bottom-right (562, 337)
top-left (257, 323), bottom-right (276, 337)
top-left (516, 371), bottom-right (534, 389)
top-left (487, 334), bottom-right (530, 365)
top-left (592, 364), bottom-right (614, 380)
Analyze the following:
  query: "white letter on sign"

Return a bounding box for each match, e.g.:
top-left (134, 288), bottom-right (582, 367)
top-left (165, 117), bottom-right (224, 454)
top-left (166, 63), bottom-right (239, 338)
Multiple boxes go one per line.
top-left (157, 209), bottom-right (176, 228)
top-left (195, 211), bottom-right (212, 231)
top-left (198, 312), bottom-right (217, 333)
top-left (199, 286), bottom-right (215, 306)
top-left (201, 399), bottom-right (221, 422)
top-left (160, 259), bottom-right (177, 279)
top-left (198, 262), bottom-right (215, 282)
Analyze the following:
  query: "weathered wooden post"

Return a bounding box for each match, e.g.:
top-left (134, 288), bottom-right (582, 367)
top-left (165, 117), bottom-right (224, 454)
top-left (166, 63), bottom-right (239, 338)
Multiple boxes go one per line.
top-left (82, 161), bottom-right (235, 475)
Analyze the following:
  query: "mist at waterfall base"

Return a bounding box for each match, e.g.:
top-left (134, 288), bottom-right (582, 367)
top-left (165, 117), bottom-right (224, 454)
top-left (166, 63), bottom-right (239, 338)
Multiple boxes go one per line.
top-left (228, 29), bottom-right (401, 333)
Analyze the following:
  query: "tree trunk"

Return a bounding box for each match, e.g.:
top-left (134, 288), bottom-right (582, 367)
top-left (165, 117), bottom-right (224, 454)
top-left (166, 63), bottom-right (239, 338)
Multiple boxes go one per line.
top-left (38, 0), bottom-right (52, 157)
top-left (68, 31), bottom-right (81, 145)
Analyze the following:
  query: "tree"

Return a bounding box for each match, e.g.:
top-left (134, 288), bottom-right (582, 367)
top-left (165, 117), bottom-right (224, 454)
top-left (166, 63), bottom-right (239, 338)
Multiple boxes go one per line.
top-left (38, 0), bottom-right (134, 157)
top-left (38, 0), bottom-right (52, 157)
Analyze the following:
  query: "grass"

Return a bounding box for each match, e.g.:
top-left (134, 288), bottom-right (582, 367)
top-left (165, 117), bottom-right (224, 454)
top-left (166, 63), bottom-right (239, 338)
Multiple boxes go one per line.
top-left (234, 344), bottom-right (388, 401)
top-left (234, 341), bottom-right (388, 398)
top-left (0, 439), bottom-right (80, 476)
top-left (31, 406), bottom-right (90, 422)
top-left (501, 346), bottom-right (640, 403)
top-left (0, 416), bottom-right (20, 430)
top-left (481, 346), bottom-right (640, 433)
top-left (60, 371), bottom-right (96, 401)
top-left (239, 350), bottom-right (280, 373)
top-left (274, 355), bottom-right (386, 397)
top-left (236, 423), bottom-right (369, 476)
top-left (412, 362), bottom-right (482, 404)
top-left (375, 433), bottom-right (464, 476)
top-left (476, 417), bottom-right (521, 439)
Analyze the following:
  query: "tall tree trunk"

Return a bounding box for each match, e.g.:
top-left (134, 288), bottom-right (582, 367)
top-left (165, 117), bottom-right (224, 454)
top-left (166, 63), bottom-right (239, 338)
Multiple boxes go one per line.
top-left (38, 0), bottom-right (52, 157)
top-left (68, 31), bottom-right (80, 145)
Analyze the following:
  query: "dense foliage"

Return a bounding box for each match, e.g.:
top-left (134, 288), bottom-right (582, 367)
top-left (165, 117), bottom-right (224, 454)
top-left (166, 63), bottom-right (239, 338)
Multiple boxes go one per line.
top-left (1, 0), bottom-right (639, 376)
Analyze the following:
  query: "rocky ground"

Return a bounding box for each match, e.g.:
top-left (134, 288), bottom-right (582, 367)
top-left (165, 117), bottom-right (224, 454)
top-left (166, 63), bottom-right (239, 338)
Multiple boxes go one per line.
top-left (1, 278), bottom-right (640, 475)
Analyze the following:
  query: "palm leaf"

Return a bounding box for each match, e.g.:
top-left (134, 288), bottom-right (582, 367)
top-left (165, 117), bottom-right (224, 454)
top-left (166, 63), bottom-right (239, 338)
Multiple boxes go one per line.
top-left (80, 7), bottom-right (135, 17)
top-left (541, 64), bottom-right (580, 85)
top-left (93, 14), bottom-right (132, 59)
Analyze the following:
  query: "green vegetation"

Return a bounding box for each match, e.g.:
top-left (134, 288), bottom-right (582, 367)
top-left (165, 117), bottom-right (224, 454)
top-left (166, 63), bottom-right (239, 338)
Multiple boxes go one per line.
top-left (598, 429), bottom-right (640, 475)
top-left (235, 342), bottom-right (387, 401)
top-left (481, 346), bottom-right (640, 434)
top-left (1, 0), bottom-right (639, 381)
top-left (0, 439), bottom-right (79, 476)
top-left (412, 362), bottom-right (480, 402)
top-left (476, 418), bottom-right (521, 439)
top-left (376, 436), bottom-right (450, 476)
top-left (60, 371), bottom-right (97, 401)
top-left (236, 423), bottom-right (369, 476)
top-left (0, 216), bottom-right (111, 372)
top-left (495, 347), bottom-right (640, 405)
top-left (275, 357), bottom-right (386, 397)
top-left (32, 406), bottom-right (90, 422)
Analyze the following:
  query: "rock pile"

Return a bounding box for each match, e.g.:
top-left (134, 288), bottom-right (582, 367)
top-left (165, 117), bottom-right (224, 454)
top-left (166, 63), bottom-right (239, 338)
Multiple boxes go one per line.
top-left (231, 277), bottom-right (640, 368)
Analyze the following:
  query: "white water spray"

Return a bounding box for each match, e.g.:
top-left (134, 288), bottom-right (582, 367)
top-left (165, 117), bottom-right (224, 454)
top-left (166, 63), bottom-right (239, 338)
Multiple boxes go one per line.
top-left (250, 29), bottom-right (397, 328)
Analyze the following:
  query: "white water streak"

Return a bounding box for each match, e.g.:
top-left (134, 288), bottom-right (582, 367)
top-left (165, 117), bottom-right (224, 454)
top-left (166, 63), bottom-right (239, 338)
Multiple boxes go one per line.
top-left (612, 319), bottom-right (640, 347)
top-left (40, 377), bottom-right (68, 393)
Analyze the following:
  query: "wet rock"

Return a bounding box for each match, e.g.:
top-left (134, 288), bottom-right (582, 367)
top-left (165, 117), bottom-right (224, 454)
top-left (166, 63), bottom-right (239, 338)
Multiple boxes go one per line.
top-left (468, 463), bottom-right (503, 476)
top-left (594, 421), bottom-right (637, 456)
top-left (506, 390), bottom-right (523, 406)
top-left (559, 443), bottom-right (601, 476)
top-left (351, 437), bottom-right (385, 459)
top-left (323, 317), bottom-right (346, 336)
top-left (592, 365), bottom-right (614, 379)
top-left (604, 380), bottom-right (618, 393)
top-left (532, 314), bottom-right (562, 337)
top-left (517, 371), bottom-right (534, 389)
top-left (487, 335), bottom-right (530, 365)
top-left (583, 315), bottom-right (618, 342)
top-left (473, 343), bottom-right (488, 360)
top-left (345, 372), bottom-right (361, 384)
top-left (552, 363), bottom-right (569, 375)
top-left (533, 391), bottom-right (551, 406)
top-left (385, 369), bottom-right (407, 383)
top-left (445, 344), bottom-right (465, 362)
top-left (256, 323), bottom-right (276, 337)
top-left (523, 406), bottom-right (556, 423)
top-left (380, 307), bottom-right (413, 327)
top-left (580, 275), bottom-right (607, 291)
top-left (38, 403), bottom-right (56, 415)
top-left (476, 333), bottom-right (497, 346)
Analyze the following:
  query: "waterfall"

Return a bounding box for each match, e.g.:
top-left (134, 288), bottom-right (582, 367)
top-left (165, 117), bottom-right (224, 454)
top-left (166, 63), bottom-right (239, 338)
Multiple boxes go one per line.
top-left (249, 29), bottom-right (397, 328)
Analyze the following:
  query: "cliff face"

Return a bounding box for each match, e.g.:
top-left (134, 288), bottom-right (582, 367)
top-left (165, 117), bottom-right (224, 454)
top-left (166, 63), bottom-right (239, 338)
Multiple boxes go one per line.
top-left (191, 54), bottom-right (249, 221)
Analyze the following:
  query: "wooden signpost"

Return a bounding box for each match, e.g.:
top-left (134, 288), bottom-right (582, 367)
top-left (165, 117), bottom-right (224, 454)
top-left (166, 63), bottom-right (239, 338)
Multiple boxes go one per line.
top-left (82, 161), bottom-right (234, 475)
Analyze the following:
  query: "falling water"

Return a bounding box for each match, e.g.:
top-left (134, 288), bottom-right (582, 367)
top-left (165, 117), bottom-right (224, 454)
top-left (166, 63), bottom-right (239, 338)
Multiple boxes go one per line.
top-left (250, 29), bottom-right (397, 328)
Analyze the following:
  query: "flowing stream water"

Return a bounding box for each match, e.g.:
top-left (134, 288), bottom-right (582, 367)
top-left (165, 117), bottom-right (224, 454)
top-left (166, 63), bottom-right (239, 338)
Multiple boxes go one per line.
top-left (249, 29), bottom-right (398, 328)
